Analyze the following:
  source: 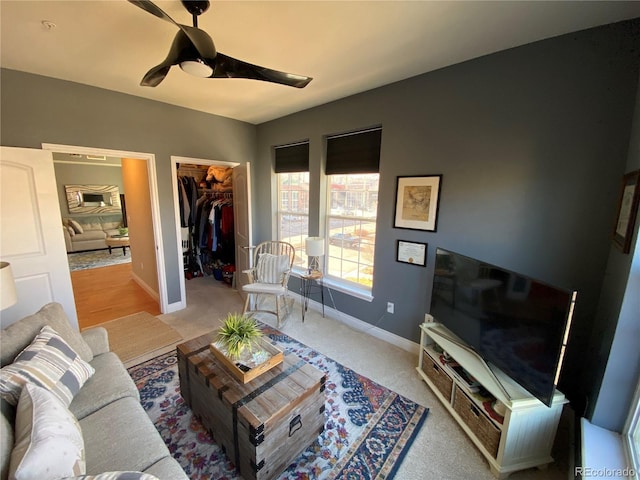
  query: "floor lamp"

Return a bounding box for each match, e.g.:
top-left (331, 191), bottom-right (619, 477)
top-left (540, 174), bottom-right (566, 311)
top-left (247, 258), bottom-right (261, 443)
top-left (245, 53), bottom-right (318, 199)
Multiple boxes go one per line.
top-left (305, 237), bottom-right (325, 274)
top-left (0, 261), bottom-right (18, 310)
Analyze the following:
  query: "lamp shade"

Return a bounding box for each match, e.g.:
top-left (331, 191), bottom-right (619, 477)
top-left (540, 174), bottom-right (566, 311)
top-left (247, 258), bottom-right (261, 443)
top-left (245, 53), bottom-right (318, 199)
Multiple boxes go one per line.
top-left (305, 237), bottom-right (325, 257)
top-left (0, 262), bottom-right (18, 310)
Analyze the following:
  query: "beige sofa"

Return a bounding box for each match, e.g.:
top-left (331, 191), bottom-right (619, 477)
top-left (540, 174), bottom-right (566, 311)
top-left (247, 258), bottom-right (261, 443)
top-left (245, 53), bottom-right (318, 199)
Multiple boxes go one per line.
top-left (0, 303), bottom-right (188, 479)
top-left (63, 215), bottom-right (124, 252)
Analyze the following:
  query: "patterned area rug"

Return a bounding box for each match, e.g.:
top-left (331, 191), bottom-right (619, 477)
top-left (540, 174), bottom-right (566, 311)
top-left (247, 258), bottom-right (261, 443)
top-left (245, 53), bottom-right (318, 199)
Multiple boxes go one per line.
top-left (67, 249), bottom-right (131, 271)
top-left (128, 325), bottom-right (429, 480)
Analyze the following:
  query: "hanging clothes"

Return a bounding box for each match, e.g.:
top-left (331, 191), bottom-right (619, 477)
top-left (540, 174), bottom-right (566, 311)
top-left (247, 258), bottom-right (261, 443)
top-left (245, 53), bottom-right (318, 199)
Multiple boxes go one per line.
top-left (190, 192), bottom-right (234, 275)
top-left (177, 175), bottom-right (199, 228)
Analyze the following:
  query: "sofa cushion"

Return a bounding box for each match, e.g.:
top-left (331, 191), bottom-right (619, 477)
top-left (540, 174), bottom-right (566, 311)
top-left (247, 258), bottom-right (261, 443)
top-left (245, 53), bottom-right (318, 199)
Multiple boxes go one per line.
top-left (102, 221), bottom-right (122, 231)
top-left (0, 326), bottom-right (95, 406)
top-left (1, 302), bottom-right (94, 366)
top-left (67, 225), bottom-right (76, 236)
top-left (81, 328), bottom-right (110, 357)
top-left (74, 230), bottom-right (108, 242)
top-left (70, 352), bottom-right (139, 420)
top-left (80, 397), bottom-right (171, 475)
top-left (62, 472), bottom-right (159, 480)
top-left (143, 457), bottom-right (189, 480)
top-left (69, 219), bottom-right (85, 234)
top-left (10, 383), bottom-right (85, 480)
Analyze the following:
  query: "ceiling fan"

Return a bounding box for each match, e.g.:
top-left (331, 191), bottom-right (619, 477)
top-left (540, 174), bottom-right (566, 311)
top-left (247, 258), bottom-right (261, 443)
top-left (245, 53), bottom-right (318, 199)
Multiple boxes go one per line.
top-left (127, 0), bottom-right (313, 88)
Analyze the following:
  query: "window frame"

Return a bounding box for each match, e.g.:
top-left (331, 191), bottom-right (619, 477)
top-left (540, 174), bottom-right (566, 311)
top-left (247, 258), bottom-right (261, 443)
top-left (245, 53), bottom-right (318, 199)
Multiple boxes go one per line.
top-left (623, 377), bottom-right (640, 479)
top-left (324, 172), bottom-right (379, 297)
top-left (276, 171), bottom-right (310, 272)
top-left (274, 141), bottom-right (310, 273)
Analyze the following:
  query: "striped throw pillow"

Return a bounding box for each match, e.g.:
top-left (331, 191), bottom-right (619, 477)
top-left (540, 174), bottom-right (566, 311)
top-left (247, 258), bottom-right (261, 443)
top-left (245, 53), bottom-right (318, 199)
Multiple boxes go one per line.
top-left (0, 325), bottom-right (95, 406)
top-left (255, 253), bottom-right (289, 284)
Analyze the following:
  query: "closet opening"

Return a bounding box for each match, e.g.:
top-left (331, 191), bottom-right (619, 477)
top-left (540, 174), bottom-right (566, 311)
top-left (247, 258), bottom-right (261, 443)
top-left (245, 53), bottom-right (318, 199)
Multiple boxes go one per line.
top-left (177, 163), bottom-right (235, 283)
top-left (171, 156), bottom-right (247, 313)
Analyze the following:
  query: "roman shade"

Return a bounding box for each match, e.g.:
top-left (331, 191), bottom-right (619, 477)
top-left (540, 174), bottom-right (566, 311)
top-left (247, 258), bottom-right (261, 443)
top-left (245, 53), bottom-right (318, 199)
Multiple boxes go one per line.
top-left (274, 142), bottom-right (309, 173)
top-left (325, 127), bottom-right (382, 175)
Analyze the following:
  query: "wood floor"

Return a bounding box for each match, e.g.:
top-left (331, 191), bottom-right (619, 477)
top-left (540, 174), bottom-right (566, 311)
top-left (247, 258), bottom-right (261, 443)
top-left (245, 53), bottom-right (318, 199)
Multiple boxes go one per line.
top-left (71, 262), bottom-right (161, 330)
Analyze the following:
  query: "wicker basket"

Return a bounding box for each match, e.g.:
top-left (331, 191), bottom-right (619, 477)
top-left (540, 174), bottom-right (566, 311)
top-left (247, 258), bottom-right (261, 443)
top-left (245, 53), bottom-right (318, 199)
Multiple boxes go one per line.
top-left (453, 386), bottom-right (501, 458)
top-left (422, 350), bottom-right (453, 402)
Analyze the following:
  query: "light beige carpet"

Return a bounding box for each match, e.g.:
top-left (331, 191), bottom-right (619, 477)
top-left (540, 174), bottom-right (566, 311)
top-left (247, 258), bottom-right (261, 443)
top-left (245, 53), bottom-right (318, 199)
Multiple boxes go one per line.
top-left (99, 311), bottom-right (183, 363)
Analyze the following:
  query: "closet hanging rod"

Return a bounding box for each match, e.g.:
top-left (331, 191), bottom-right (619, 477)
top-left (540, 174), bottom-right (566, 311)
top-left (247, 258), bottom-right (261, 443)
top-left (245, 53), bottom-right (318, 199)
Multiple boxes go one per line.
top-left (202, 191), bottom-right (233, 197)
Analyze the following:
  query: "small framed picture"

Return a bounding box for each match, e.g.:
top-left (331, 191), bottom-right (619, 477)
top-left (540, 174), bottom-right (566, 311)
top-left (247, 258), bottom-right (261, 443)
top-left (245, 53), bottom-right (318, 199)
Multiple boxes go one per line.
top-left (613, 169), bottom-right (640, 254)
top-left (394, 175), bottom-right (442, 231)
top-left (396, 240), bottom-right (427, 267)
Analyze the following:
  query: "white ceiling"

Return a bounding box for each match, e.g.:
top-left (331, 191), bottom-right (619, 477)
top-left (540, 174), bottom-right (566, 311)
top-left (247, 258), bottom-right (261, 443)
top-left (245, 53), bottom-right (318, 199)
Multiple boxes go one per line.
top-left (2, 1), bottom-right (639, 125)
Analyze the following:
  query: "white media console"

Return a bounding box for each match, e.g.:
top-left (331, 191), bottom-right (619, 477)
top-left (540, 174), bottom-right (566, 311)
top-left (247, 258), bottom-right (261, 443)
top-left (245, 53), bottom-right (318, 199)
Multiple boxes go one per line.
top-left (417, 322), bottom-right (567, 479)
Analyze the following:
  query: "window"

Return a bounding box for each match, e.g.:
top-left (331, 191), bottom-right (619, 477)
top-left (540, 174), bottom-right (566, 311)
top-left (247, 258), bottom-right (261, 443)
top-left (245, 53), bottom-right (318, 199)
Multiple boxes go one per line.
top-left (326, 173), bottom-right (379, 289)
top-left (624, 377), bottom-right (640, 479)
top-left (324, 128), bottom-right (381, 292)
top-left (275, 142), bottom-right (309, 269)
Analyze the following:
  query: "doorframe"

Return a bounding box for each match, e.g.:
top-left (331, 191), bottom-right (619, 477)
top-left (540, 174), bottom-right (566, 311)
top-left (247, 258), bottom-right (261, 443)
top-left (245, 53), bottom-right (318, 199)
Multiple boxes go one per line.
top-left (42, 143), bottom-right (169, 313)
top-left (171, 156), bottom-right (239, 310)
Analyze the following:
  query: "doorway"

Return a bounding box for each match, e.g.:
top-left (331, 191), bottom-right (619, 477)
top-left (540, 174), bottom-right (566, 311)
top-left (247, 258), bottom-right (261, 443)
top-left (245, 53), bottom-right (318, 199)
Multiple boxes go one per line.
top-left (43, 143), bottom-right (167, 326)
top-left (171, 156), bottom-right (240, 309)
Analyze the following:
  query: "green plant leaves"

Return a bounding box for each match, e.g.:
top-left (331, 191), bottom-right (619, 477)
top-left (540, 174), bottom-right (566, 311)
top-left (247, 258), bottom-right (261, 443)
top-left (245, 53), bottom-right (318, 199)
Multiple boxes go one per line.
top-left (216, 313), bottom-right (263, 359)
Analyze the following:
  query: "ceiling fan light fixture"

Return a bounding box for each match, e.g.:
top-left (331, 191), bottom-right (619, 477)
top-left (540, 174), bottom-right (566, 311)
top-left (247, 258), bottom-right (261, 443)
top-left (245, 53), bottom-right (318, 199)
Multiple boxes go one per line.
top-left (180, 59), bottom-right (213, 78)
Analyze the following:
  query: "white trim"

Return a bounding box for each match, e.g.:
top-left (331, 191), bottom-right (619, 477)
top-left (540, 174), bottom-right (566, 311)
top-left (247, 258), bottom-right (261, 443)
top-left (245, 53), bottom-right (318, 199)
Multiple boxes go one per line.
top-left (290, 290), bottom-right (418, 355)
top-left (171, 156), bottom-right (239, 311)
top-left (131, 271), bottom-right (159, 302)
top-left (165, 300), bottom-right (186, 314)
top-left (321, 276), bottom-right (374, 302)
top-left (42, 143), bottom-right (169, 313)
top-left (623, 379), bottom-right (640, 480)
top-left (53, 160), bottom-right (122, 168)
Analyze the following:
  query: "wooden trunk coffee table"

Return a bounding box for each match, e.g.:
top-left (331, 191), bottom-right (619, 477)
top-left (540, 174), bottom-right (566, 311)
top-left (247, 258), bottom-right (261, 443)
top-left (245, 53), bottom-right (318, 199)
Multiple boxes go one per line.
top-left (177, 332), bottom-right (326, 480)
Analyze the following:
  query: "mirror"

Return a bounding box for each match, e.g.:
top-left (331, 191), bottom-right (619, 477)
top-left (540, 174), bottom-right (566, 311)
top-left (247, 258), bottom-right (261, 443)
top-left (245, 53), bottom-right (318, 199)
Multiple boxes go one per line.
top-left (65, 184), bottom-right (121, 214)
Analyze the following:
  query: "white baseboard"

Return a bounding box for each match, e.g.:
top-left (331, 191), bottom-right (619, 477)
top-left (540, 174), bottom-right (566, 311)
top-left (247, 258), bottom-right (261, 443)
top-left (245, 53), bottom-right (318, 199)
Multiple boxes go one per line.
top-left (164, 300), bottom-right (186, 314)
top-left (131, 271), bottom-right (160, 302)
top-left (290, 291), bottom-right (420, 355)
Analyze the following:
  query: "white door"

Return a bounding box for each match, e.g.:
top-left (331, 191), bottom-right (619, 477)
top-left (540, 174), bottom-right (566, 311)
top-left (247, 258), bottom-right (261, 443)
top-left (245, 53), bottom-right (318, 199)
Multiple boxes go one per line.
top-left (0, 146), bottom-right (77, 329)
top-left (233, 162), bottom-right (252, 298)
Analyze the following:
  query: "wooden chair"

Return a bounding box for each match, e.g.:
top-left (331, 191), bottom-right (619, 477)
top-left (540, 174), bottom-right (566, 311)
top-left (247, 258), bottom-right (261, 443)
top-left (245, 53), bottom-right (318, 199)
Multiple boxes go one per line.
top-left (242, 241), bottom-right (295, 327)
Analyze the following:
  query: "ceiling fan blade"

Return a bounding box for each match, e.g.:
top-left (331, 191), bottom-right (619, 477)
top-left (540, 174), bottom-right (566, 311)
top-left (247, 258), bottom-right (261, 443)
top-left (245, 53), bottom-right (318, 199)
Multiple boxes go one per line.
top-left (141, 64), bottom-right (172, 87)
top-left (139, 29), bottom-right (189, 87)
top-left (210, 53), bottom-right (312, 88)
top-left (127, 0), bottom-right (180, 27)
top-left (128, 0), bottom-right (216, 60)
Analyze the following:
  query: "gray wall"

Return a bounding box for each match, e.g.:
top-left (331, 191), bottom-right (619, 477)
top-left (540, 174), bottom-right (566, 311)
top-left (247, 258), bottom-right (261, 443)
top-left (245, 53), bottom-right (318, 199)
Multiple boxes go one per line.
top-left (0, 70), bottom-right (256, 304)
top-left (256, 19), bottom-right (640, 410)
top-left (587, 78), bottom-right (640, 430)
top-left (53, 161), bottom-right (124, 218)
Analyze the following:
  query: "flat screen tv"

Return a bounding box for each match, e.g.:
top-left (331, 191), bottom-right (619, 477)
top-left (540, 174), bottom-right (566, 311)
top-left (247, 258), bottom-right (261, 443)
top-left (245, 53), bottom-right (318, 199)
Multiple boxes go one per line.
top-left (430, 248), bottom-right (576, 407)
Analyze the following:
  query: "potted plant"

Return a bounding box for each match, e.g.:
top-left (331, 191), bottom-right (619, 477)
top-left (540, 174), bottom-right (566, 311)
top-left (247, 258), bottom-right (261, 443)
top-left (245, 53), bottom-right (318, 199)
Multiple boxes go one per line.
top-left (210, 313), bottom-right (283, 383)
top-left (216, 313), bottom-right (263, 360)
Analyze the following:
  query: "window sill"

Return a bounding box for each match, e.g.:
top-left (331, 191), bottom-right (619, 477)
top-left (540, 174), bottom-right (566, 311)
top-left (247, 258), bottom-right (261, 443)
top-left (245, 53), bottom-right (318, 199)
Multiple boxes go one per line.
top-left (291, 270), bottom-right (374, 302)
top-left (580, 418), bottom-right (635, 478)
